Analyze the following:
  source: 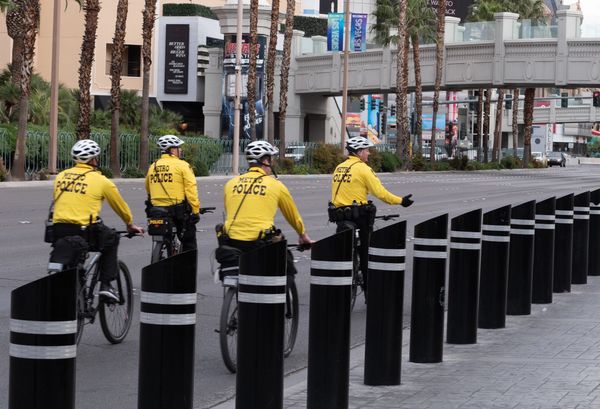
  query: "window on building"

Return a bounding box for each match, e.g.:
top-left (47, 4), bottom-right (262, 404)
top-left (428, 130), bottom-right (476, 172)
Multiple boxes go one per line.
top-left (105, 44), bottom-right (142, 77)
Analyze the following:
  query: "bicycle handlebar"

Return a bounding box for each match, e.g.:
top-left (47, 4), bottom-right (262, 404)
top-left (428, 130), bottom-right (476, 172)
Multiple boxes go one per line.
top-left (287, 243), bottom-right (313, 252)
top-left (375, 214), bottom-right (400, 221)
top-left (200, 207), bottom-right (216, 214)
top-left (115, 231), bottom-right (143, 239)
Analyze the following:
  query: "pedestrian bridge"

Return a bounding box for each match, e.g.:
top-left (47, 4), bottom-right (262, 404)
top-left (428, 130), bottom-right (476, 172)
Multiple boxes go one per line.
top-left (294, 10), bottom-right (600, 95)
top-left (521, 104), bottom-right (600, 125)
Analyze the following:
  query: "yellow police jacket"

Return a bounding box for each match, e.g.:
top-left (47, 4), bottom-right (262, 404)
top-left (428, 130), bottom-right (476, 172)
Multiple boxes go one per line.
top-left (223, 167), bottom-right (306, 241)
top-left (145, 154), bottom-right (200, 214)
top-left (52, 163), bottom-right (134, 226)
top-left (331, 155), bottom-right (403, 207)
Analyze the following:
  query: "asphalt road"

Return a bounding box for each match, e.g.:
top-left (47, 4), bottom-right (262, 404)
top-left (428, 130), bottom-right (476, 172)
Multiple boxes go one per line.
top-left (0, 162), bottom-right (598, 408)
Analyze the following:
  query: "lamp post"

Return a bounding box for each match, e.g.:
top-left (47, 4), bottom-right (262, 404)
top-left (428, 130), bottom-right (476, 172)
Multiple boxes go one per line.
top-left (49, 0), bottom-right (61, 174)
top-left (340, 0), bottom-right (350, 148)
top-left (232, 0), bottom-right (244, 176)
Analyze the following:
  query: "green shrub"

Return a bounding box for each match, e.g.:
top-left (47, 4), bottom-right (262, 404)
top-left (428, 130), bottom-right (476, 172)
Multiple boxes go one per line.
top-left (368, 149), bottom-right (383, 172)
top-left (293, 16), bottom-right (327, 37)
top-left (163, 3), bottom-right (217, 19)
top-left (276, 158), bottom-right (296, 174)
top-left (98, 166), bottom-right (113, 178)
top-left (380, 151), bottom-right (401, 172)
top-left (480, 161), bottom-right (502, 170)
top-left (449, 155), bottom-right (469, 170)
top-left (434, 160), bottom-right (450, 171)
top-left (500, 155), bottom-right (520, 169)
top-left (122, 167), bottom-right (145, 178)
top-left (0, 157), bottom-right (7, 181)
top-left (412, 154), bottom-right (426, 171)
top-left (289, 164), bottom-right (313, 174)
top-left (307, 144), bottom-right (343, 174)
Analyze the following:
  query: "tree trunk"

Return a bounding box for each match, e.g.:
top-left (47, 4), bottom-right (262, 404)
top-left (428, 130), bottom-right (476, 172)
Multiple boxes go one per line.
top-left (492, 89), bottom-right (504, 162)
top-left (522, 87), bottom-right (535, 168)
top-left (76, 0), bottom-right (101, 140)
top-left (247, 0), bottom-right (259, 140)
top-left (411, 33), bottom-right (423, 155)
top-left (11, 0), bottom-right (39, 181)
top-left (512, 88), bottom-right (520, 158)
top-left (265, 0), bottom-right (280, 144)
top-left (483, 88), bottom-right (491, 163)
top-left (430, 0), bottom-right (446, 165)
top-left (278, 0), bottom-right (295, 159)
top-left (397, 13), bottom-right (410, 168)
top-left (109, 0), bottom-right (128, 178)
top-left (476, 88), bottom-right (483, 161)
top-left (140, 0), bottom-right (157, 173)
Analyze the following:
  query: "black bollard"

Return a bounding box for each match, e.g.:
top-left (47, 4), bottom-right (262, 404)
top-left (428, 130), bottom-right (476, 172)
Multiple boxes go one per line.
top-left (447, 209), bottom-right (482, 345)
top-left (572, 191), bottom-right (590, 284)
top-left (9, 269), bottom-right (77, 409)
top-left (478, 205), bottom-right (512, 329)
top-left (532, 197), bottom-right (556, 304)
top-left (409, 214), bottom-right (448, 363)
top-left (307, 229), bottom-right (353, 409)
top-left (138, 250), bottom-right (197, 409)
top-left (364, 221), bottom-right (406, 385)
top-left (236, 241), bottom-right (287, 409)
top-left (554, 194), bottom-right (574, 293)
top-left (589, 188), bottom-right (600, 276)
top-left (507, 200), bottom-right (536, 315)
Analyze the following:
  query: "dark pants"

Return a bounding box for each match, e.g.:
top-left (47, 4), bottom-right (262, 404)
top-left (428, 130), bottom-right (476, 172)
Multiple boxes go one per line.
top-left (53, 223), bottom-right (119, 283)
top-left (336, 217), bottom-right (373, 293)
top-left (227, 238), bottom-right (297, 275)
top-left (176, 218), bottom-right (197, 252)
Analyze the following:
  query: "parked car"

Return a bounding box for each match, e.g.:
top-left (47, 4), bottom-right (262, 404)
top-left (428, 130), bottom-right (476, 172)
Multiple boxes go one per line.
top-left (547, 151), bottom-right (566, 167)
top-left (532, 151), bottom-right (548, 167)
top-left (284, 145), bottom-right (306, 162)
top-left (421, 146), bottom-right (448, 161)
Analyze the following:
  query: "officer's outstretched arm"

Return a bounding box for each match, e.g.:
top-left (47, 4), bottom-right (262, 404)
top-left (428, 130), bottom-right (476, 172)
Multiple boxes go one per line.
top-left (278, 184), bottom-right (306, 236)
top-left (182, 165), bottom-right (200, 214)
top-left (104, 181), bottom-right (134, 226)
top-left (363, 168), bottom-right (403, 205)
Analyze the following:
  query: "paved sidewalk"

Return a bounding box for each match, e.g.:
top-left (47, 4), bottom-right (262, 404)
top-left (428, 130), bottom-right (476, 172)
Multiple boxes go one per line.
top-left (214, 276), bottom-right (600, 409)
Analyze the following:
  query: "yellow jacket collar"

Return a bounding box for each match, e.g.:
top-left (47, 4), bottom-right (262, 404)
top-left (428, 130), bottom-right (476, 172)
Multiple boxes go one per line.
top-left (346, 155), bottom-right (362, 164)
top-left (160, 153), bottom-right (177, 159)
top-left (247, 166), bottom-right (267, 175)
top-left (75, 163), bottom-right (95, 170)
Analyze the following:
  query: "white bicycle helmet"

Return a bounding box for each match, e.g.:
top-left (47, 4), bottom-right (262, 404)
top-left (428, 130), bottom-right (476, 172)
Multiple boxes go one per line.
top-left (245, 140), bottom-right (279, 162)
top-left (346, 136), bottom-right (374, 152)
top-left (157, 134), bottom-right (184, 152)
top-left (71, 139), bottom-right (101, 163)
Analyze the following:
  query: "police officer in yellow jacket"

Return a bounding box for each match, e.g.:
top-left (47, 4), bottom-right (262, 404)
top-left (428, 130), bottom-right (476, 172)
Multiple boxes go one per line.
top-left (145, 135), bottom-right (201, 252)
top-left (221, 140), bottom-right (312, 273)
top-left (52, 139), bottom-right (144, 301)
top-left (330, 136), bottom-right (413, 295)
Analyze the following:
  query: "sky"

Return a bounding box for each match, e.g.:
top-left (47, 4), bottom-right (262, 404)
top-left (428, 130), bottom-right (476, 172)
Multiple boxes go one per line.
top-left (556, 0), bottom-right (599, 37)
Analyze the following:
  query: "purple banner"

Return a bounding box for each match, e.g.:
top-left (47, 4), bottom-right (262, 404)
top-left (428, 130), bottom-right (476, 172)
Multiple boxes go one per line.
top-left (351, 13), bottom-right (367, 52)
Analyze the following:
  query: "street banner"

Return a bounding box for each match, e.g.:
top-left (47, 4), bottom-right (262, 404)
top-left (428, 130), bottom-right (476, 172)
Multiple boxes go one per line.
top-left (351, 13), bottom-right (367, 52)
top-left (327, 13), bottom-right (344, 52)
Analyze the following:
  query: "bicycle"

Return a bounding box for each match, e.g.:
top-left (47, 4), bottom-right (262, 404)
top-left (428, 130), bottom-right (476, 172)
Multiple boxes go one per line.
top-left (336, 214), bottom-right (399, 310)
top-left (215, 242), bottom-right (309, 374)
top-left (148, 206), bottom-right (215, 263)
top-left (47, 231), bottom-right (139, 344)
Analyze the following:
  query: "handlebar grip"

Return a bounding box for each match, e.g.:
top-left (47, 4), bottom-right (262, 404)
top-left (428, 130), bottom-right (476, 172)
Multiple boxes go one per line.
top-left (199, 207), bottom-right (216, 214)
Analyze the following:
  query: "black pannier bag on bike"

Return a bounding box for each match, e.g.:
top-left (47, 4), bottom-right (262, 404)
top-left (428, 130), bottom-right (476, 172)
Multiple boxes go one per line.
top-left (49, 236), bottom-right (89, 270)
top-left (215, 245), bottom-right (242, 280)
top-left (146, 206), bottom-right (174, 236)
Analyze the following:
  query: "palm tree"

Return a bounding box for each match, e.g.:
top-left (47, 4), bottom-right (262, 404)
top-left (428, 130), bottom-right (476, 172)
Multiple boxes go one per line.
top-left (522, 87), bottom-right (535, 167)
top-left (8, 0), bottom-right (39, 180)
top-left (247, 0), bottom-right (259, 140)
top-left (5, 0), bottom-right (25, 87)
top-left (483, 88), bottom-right (491, 162)
top-left (278, 0), bottom-right (295, 158)
top-left (492, 88), bottom-right (504, 162)
top-left (511, 88), bottom-right (519, 157)
top-left (370, 0), bottom-right (435, 155)
top-left (108, 0), bottom-right (129, 177)
top-left (140, 0), bottom-right (158, 173)
top-left (429, 0), bottom-right (445, 165)
top-left (395, 0), bottom-right (409, 166)
top-left (76, 0), bottom-right (101, 140)
top-left (265, 0), bottom-right (280, 144)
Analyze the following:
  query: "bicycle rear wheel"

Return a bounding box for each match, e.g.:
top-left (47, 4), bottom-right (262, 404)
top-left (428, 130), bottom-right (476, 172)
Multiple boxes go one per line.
top-left (99, 261), bottom-right (133, 344)
top-left (219, 287), bottom-right (238, 373)
top-left (350, 252), bottom-right (362, 311)
top-left (75, 290), bottom-right (85, 345)
top-left (283, 276), bottom-right (299, 357)
top-left (151, 239), bottom-right (173, 263)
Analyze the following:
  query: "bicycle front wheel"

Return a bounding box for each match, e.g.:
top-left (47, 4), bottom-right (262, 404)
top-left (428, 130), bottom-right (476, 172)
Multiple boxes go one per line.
top-left (283, 276), bottom-right (299, 357)
top-left (99, 261), bottom-right (133, 344)
top-left (219, 287), bottom-right (238, 373)
top-left (350, 252), bottom-right (361, 311)
top-left (75, 290), bottom-right (85, 345)
top-left (151, 239), bottom-right (172, 263)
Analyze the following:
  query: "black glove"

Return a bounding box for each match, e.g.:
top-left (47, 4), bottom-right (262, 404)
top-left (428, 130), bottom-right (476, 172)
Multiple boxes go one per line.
top-left (401, 194), bottom-right (414, 208)
top-left (190, 213), bottom-right (200, 224)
